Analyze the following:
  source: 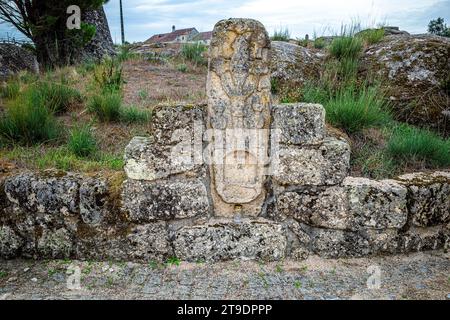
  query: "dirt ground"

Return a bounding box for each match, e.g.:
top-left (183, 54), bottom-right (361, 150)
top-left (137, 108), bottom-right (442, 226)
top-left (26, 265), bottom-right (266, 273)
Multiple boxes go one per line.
top-left (1, 251), bottom-right (449, 300)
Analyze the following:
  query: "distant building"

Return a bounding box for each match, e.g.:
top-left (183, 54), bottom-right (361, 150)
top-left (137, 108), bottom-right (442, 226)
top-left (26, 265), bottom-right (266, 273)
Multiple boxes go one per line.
top-left (146, 26), bottom-right (199, 44)
top-left (192, 31), bottom-right (213, 45)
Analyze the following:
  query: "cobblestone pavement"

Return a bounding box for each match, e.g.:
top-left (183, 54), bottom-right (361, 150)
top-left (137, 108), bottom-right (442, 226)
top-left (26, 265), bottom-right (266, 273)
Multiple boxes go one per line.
top-left (0, 251), bottom-right (449, 300)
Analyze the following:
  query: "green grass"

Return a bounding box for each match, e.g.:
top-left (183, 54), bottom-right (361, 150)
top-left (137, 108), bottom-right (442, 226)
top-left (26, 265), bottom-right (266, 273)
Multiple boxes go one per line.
top-left (324, 85), bottom-right (392, 133)
top-left (177, 63), bottom-right (188, 73)
top-left (353, 147), bottom-right (398, 179)
top-left (67, 125), bottom-right (97, 158)
top-left (0, 80), bottom-right (20, 100)
top-left (87, 92), bottom-right (122, 122)
top-left (357, 28), bottom-right (385, 45)
top-left (1, 145), bottom-right (124, 172)
top-left (117, 45), bottom-right (138, 62)
top-left (93, 58), bottom-right (123, 93)
top-left (0, 94), bottom-right (60, 145)
top-left (180, 43), bottom-right (207, 66)
top-left (302, 82), bottom-right (330, 104)
top-left (120, 106), bottom-right (151, 124)
top-left (329, 36), bottom-right (364, 61)
top-left (166, 257), bottom-right (181, 267)
top-left (29, 81), bottom-right (82, 114)
top-left (271, 27), bottom-right (291, 41)
top-left (387, 125), bottom-right (450, 167)
top-left (314, 38), bottom-right (326, 49)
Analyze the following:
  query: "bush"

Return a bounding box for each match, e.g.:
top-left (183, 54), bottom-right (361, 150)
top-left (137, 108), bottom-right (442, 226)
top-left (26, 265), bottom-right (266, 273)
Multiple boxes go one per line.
top-left (387, 125), bottom-right (450, 167)
top-left (314, 38), bottom-right (326, 49)
top-left (87, 92), bottom-right (122, 122)
top-left (329, 36), bottom-right (364, 61)
top-left (357, 28), bottom-right (385, 45)
top-left (30, 81), bottom-right (82, 114)
top-left (271, 28), bottom-right (290, 41)
top-left (120, 106), bottom-right (151, 124)
top-left (93, 58), bottom-right (123, 93)
top-left (0, 95), bottom-right (60, 145)
top-left (324, 85), bottom-right (392, 133)
top-left (181, 43), bottom-right (207, 66)
top-left (67, 125), bottom-right (97, 158)
top-left (0, 80), bottom-right (20, 100)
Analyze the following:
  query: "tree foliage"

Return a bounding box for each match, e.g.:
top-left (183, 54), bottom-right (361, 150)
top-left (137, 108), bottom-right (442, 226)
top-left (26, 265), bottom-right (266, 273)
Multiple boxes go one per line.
top-left (428, 17), bottom-right (450, 37)
top-left (0, 0), bottom-right (108, 67)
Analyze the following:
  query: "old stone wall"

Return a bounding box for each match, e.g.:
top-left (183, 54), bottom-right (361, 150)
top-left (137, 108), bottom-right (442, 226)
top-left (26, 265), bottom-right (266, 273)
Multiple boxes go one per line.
top-left (1, 18), bottom-right (449, 262)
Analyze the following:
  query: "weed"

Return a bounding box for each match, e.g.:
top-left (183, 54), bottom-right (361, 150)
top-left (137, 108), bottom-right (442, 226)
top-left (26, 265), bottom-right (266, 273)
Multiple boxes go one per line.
top-left (67, 125), bottom-right (97, 158)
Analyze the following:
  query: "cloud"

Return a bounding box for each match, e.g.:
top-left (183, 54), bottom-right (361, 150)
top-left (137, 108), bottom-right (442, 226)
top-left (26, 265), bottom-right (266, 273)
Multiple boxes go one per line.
top-left (1, 0), bottom-right (449, 42)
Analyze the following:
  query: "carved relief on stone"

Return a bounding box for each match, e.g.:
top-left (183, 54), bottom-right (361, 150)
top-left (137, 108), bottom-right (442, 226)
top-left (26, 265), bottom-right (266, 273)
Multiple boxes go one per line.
top-left (206, 18), bottom-right (271, 216)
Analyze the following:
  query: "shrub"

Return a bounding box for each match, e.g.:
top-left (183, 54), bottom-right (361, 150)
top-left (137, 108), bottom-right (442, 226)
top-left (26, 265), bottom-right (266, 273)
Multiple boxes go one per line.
top-left (0, 95), bottom-right (60, 145)
top-left (314, 38), bottom-right (326, 49)
top-left (181, 43), bottom-right (207, 66)
top-left (177, 63), bottom-right (188, 73)
top-left (0, 80), bottom-right (20, 100)
top-left (271, 28), bottom-right (290, 41)
top-left (93, 58), bottom-right (123, 93)
top-left (120, 106), bottom-right (151, 124)
top-left (30, 81), bottom-right (82, 114)
top-left (87, 92), bottom-right (122, 122)
top-left (67, 125), bottom-right (97, 158)
top-left (324, 85), bottom-right (392, 133)
top-left (387, 125), bottom-right (450, 167)
top-left (329, 36), bottom-right (364, 61)
top-left (357, 28), bottom-right (385, 45)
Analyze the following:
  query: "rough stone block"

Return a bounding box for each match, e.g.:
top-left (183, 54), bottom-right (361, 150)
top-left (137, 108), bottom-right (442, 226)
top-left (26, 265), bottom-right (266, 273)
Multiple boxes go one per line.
top-left (124, 105), bottom-right (205, 181)
top-left (0, 225), bottom-right (23, 259)
top-left (277, 178), bottom-right (407, 231)
top-left (37, 228), bottom-right (73, 259)
top-left (396, 172), bottom-right (450, 227)
top-left (273, 137), bottom-right (350, 186)
top-left (271, 103), bottom-right (325, 145)
top-left (80, 178), bottom-right (109, 226)
top-left (173, 219), bottom-right (287, 262)
top-left (122, 178), bottom-right (210, 222)
top-left (343, 177), bottom-right (408, 230)
top-left (4, 172), bottom-right (79, 215)
top-left (126, 223), bottom-right (172, 262)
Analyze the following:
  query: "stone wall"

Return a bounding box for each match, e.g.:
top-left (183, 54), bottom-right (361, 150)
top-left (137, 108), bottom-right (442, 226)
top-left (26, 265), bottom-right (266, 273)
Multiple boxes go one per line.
top-left (1, 18), bottom-right (449, 262)
top-left (1, 103), bottom-right (448, 262)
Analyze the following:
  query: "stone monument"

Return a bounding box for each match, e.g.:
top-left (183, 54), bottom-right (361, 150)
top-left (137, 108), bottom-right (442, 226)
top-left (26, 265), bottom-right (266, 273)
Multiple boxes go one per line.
top-left (206, 19), bottom-right (272, 217)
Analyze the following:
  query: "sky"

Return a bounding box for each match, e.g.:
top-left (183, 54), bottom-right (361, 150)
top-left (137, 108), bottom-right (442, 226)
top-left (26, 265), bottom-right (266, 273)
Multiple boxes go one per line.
top-left (1, 0), bottom-right (449, 43)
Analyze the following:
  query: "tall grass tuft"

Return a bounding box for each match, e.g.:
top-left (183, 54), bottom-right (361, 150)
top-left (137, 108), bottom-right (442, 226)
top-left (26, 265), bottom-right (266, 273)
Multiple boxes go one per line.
top-left (0, 95), bottom-right (60, 145)
top-left (181, 43), bottom-right (207, 66)
top-left (87, 92), bottom-right (122, 122)
top-left (324, 85), bottom-right (392, 133)
top-left (30, 81), bottom-right (82, 114)
top-left (387, 125), bottom-right (450, 167)
top-left (271, 28), bottom-right (291, 41)
top-left (120, 106), bottom-right (151, 124)
top-left (67, 125), bottom-right (97, 158)
top-left (0, 80), bottom-right (20, 100)
top-left (329, 36), bottom-right (364, 61)
top-left (93, 58), bottom-right (123, 93)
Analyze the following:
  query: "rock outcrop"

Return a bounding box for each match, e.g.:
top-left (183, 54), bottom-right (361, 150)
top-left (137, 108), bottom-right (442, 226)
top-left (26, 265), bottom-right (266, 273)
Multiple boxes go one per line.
top-left (270, 41), bottom-right (325, 86)
top-left (0, 43), bottom-right (39, 80)
top-left (360, 34), bottom-right (450, 133)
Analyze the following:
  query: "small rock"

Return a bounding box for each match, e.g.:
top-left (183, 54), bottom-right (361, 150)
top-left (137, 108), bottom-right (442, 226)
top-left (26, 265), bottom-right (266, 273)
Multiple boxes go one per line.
top-left (7, 277), bottom-right (17, 282)
top-left (30, 277), bottom-right (37, 282)
top-left (23, 268), bottom-right (30, 272)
